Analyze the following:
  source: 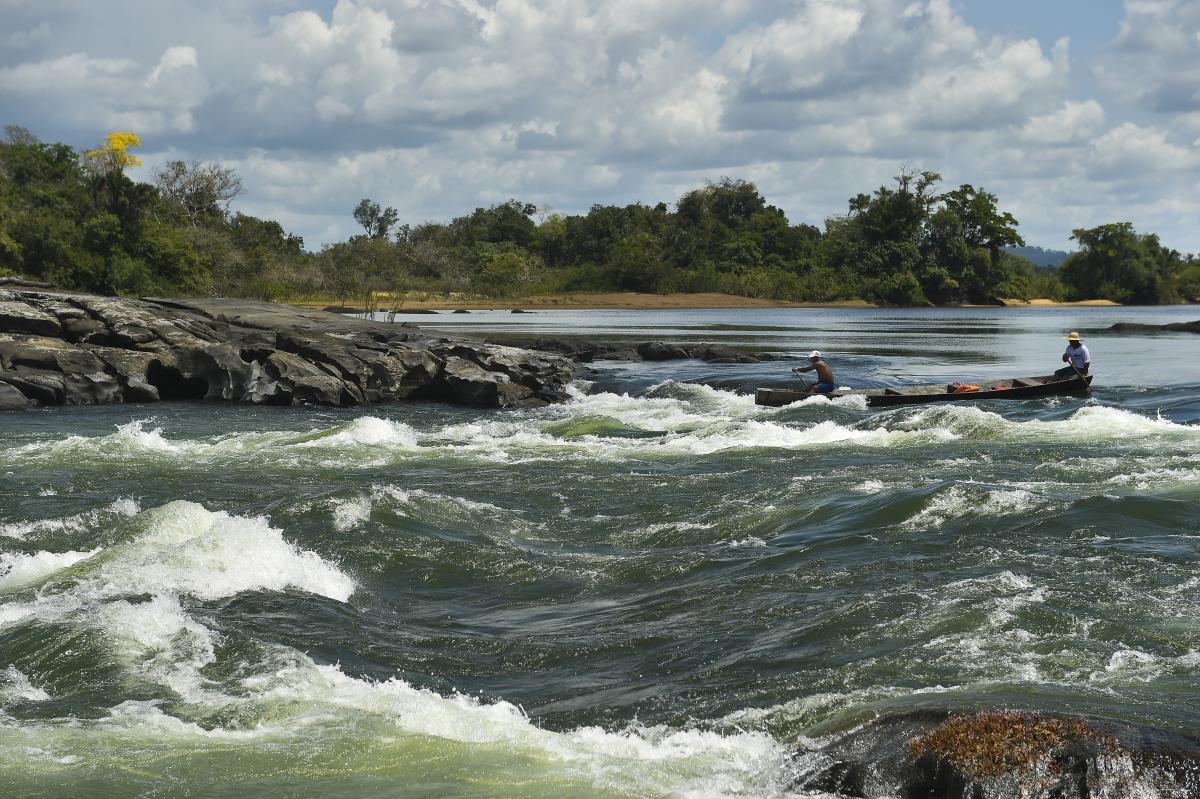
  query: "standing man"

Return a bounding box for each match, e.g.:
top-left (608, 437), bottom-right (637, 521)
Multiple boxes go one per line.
top-left (793, 350), bottom-right (836, 394)
top-left (1054, 331), bottom-right (1091, 379)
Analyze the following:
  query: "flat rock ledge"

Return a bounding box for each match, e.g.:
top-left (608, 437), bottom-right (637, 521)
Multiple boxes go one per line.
top-left (0, 289), bottom-right (575, 411)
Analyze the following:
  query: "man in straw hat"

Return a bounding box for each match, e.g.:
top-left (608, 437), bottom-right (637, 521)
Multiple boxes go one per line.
top-left (1054, 332), bottom-right (1091, 380)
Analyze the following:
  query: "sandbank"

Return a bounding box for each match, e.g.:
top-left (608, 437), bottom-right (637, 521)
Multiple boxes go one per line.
top-left (997, 298), bottom-right (1120, 307)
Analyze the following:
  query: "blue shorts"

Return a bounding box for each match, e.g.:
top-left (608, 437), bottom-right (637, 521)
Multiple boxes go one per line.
top-left (813, 382), bottom-right (835, 394)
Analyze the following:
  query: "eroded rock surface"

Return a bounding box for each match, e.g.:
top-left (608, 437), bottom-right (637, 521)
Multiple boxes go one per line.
top-left (793, 709), bottom-right (1200, 799)
top-left (0, 289), bottom-right (575, 410)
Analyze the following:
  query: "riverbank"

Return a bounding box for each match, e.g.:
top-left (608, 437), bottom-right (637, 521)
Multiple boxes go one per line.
top-left (298, 291), bottom-right (876, 311)
top-left (298, 291), bottom-right (1128, 312)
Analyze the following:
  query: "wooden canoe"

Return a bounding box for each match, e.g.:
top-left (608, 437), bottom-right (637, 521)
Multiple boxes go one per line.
top-left (754, 373), bottom-right (1094, 408)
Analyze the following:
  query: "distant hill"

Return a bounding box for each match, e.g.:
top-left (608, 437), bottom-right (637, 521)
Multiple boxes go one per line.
top-left (1005, 245), bottom-right (1072, 267)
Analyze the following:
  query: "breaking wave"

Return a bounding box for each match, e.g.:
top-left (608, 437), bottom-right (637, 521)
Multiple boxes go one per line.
top-left (0, 500), bottom-right (797, 797)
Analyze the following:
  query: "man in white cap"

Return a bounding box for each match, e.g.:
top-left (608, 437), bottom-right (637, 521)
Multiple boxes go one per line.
top-left (792, 350), bottom-right (836, 393)
top-left (1054, 331), bottom-right (1090, 380)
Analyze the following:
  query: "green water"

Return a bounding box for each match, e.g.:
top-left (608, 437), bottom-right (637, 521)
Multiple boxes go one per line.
top-left (1, 307), bottom-right (1198, 797)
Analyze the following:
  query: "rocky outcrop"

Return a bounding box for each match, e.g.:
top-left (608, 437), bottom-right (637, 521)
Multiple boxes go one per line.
top-left (494, 336), bottom-right (762, 364)
top-left (1109, 320), bottom-right (1200, 333)
top-left (0, 289), bottom-right (575, 410)
top-left (793, 709), bottom-right (1200, 798)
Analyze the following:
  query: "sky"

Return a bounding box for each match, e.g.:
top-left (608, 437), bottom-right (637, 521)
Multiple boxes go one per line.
top-left (1, 0), bottom-right (1198, 253)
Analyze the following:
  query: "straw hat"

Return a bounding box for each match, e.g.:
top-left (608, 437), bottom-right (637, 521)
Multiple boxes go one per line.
top-left (1065, 331), bottom-right (1082, 342)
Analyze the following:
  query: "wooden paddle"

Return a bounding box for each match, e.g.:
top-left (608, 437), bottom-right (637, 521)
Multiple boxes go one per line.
top-left (1070, 363), bottom-right (1092, 393)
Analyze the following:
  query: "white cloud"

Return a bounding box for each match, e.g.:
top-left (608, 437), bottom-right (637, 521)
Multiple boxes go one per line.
top-left (0, 52), bottom-right (138, 93)
top-left (1096, 0), bottom-right (1200, 112)
top-left (0, 0), bottom-right (1197, 252)
top-left (0, 45), bottom-right (207, 135)
top-left (1090, 121), bottom-right (1200, 177)
top-left (1021, 100), bottom-right (1106, 145)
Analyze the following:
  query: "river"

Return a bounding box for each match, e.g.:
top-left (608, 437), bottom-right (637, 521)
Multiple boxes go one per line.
top-left (1, 305), bottom-right (1198, 797)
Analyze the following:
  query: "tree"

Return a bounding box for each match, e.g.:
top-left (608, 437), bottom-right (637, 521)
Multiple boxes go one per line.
top-left (474, 243), bottom-right (535, 296)
top-left (83, 132), bottom-right (142, 175)
top-left (849, 170), bottom-right (940, 246)
top-left (1059, 223), bottom-right (1182, 304)
top-left (154, 159), bottom-right (243, 227)
top-left (353, 198), bottom-right (399, 239)
top-left (227, 213), bottom-right (304, 257)
top-left (923, 185), bottom-right (1023, 303)
top-left (609, 231), bottom-right (668, 292)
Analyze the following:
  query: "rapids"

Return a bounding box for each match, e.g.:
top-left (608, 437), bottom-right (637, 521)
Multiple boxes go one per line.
top-left (1, 305), bottom-right (1198, 797)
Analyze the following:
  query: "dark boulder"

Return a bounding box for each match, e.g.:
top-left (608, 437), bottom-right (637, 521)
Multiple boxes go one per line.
top-left (594, 347), bottom-right (641, 361)
top-left (264, 352), bottom-right (348, 406)
top-left (530, 337), bottom-right (600, 363)
top-left (697, 343), bottom-right (759, 363)
top-left (86, 347), bottom-right (162, 402)
top-left (1110, 320), bottom-right (1200, 334)
top-left (62, 317), bottom-right (109, 343)
top-left (636, 341), bottom-right (690, 360)
top-left (441, 356), bottom-right (507, 405)
top-left (0, 380), bottom-right (30, 410)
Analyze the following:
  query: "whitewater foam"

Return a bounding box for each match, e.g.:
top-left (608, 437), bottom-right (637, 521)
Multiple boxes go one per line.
top-left (0, 499), bottom-right (141, 542)
top-left (6, 392), bottom-right (1195, 475)
top-left (324, 485), bottom-right (513, 534)
top-left (0, 666), bottom-right (50, 705)
top-left (331, 494), bottom-right (373, 532)
top-left (0, 549), bottom-right (99, 591)
top-left (233, 659), bottom-right (793, 796)
top-left (903, 485), bottom-right (1050, 530)
top-left (88, 502), bottom-right (356, 602)
top-left (97, 596), bottom-right (220, 703)
top-left (0, 502), bottom-right (355, 698)
top-left (293, 416), bottom-right (419, 449)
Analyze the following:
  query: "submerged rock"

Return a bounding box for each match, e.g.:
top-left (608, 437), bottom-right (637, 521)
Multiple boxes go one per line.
top-left (793, 709), bottom-right (1200, 799)
top-left (0, 289), bottom-right (574, 410)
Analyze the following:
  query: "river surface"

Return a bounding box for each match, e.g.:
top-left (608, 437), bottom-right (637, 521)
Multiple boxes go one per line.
top-left (1, 306), bottom-right (1198, 797)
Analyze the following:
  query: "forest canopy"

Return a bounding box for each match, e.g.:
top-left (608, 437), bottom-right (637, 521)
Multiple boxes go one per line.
top-left (1, 127), bottom-right (1197, 306)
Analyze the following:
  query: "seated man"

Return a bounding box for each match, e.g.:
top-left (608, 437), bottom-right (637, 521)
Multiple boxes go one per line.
top-left (793, 350), bottom-right (835, 393)
top-left (1054, 332), bottom-right (1091, 380)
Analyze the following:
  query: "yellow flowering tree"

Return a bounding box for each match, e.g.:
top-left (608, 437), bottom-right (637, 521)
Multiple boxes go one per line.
top-left (84, 131), bottom-right (142, 174)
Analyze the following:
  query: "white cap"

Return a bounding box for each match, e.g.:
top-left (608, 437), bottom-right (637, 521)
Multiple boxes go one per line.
top-left (808, 350), bottom-right (821, 359)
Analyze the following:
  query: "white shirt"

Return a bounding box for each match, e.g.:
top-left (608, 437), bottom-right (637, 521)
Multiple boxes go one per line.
top-left (1064, 343), bottom-right (1090, 369)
